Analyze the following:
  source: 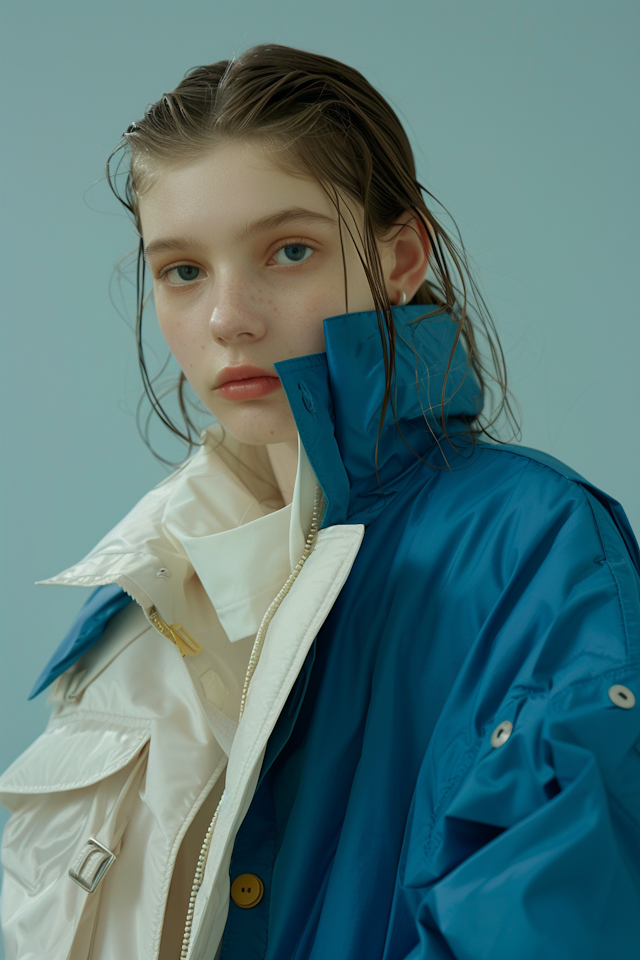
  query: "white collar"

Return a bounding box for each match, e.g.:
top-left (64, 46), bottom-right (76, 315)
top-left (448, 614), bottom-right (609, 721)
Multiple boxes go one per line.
top-left (163, 431), bottom-right (318, 642)
top-left (38, 423), bottom-right (319, 645)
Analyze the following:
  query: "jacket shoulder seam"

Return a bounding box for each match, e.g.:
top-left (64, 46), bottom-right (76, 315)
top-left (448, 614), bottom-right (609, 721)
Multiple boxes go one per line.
top-left (547, 659), bottom-right (640, 706)
top-left (48, 707), bottom-right (154, 727)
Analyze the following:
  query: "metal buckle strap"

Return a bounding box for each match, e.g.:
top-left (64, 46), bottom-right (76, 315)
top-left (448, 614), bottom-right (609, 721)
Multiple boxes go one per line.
top-left (69, 838), bottom-right (116, 894)
top-left (68, 741), bottom-right (149, 894)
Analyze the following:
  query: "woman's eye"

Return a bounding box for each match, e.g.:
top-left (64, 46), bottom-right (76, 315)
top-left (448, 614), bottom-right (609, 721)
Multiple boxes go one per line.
top-left (272, 243), bottom-right (314, 265)
top-left (162, 264), bottom-right (202, 286)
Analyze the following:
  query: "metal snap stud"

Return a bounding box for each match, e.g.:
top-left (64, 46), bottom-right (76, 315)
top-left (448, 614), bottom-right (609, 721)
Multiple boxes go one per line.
top-left (490, 720), bottom-right (513, 748)
top-left (156, 568), bottom-right (171, 578)
top-left (608, 685), bottom-right (636, 709)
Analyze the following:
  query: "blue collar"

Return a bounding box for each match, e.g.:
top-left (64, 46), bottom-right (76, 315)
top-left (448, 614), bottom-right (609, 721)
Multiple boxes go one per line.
top-left (274, 304), bottom-right (483, 528)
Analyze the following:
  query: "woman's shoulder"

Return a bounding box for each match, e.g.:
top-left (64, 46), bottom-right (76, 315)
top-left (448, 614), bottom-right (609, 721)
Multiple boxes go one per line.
top-left (407, 437), bottom-right (640, 685)
top-left (428, 438), bottom-right (639, 573)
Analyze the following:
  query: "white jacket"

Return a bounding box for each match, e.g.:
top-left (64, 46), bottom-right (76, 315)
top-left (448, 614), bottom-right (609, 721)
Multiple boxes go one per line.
top-left (0, 423), bottom-right (365, 959)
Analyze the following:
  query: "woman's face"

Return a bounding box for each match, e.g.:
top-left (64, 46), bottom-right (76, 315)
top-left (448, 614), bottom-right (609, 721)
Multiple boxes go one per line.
top-left (138, 140), bottom-right (422, 445)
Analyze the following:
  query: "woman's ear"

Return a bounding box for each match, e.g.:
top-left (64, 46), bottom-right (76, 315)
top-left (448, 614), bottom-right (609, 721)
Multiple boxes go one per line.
top-left (381, 211), bottom-right (432, 303)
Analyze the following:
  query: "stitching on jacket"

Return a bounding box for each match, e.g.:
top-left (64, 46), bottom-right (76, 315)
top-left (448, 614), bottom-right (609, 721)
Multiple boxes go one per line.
top-left (480, 444), bottom-right (638, 567)
top-left (422, 742), bottom-right (480, 860)
top-left (150, 756), bottom-right (228, 959)
top-left (478, 690), bottom-right (547, 737)
top-left (606, 783), bottom-right (640, 832)
top-left (231, 531), bottom-right (363, 787)
top-left (577, 488), bottom-right (632, 664)
top-left (0, 730), bottom-right (150, 792)
top-left (547, 660), bottom-right (640, 706)
top-left (485, 453), bottom-right (634, 672)
top-left (202, 530), bottom-right (363, 892)
top-left (423, 688), bottom-right (549, 861)
top-left (601, 556), bottom-right (631, 664)
top-left (47, 709), bottom-right (155, 727)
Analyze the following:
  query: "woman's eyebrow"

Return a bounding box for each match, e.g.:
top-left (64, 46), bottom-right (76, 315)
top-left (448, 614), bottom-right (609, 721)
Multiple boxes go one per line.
top-left (144, 207), bottom-right (337, 261)
top-left (144, 235), bottom-right (205, 260)
top-left (232, 206), bottom-right (338, 242)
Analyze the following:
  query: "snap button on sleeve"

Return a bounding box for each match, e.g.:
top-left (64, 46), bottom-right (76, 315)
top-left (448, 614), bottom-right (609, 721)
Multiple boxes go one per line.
top-left (230, 873), bottom-right (264, 908)
top-left (608, 684), bottom-right (636, 709)
top-left (490, 720), bottom-right (513, 748)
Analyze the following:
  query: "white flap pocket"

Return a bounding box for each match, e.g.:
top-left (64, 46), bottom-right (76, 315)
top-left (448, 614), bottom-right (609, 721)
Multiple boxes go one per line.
top-left (0, 716), bottom-right (150, 960)
top-left (0, 715), bottom-right (149, 795)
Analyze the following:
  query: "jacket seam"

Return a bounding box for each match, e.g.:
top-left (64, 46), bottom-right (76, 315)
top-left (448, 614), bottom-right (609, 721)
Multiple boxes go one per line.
top-left (47, 708), bottom-right (154, 727)
top-left (574, 485), bottom-right (632, 664)
top-left (548, 659), bottom-right (640, 706)
top-left (484, 448), bottom-right (609, 557)
top-left (423, 741), bottom-right (483, 859)
top-left (200, 533), bottom-right (363, 901)
top-left (486, 453), bottom-right (633, 669)
top-left (601, 557), bottom-right (631, 664)
top-left (228, 539), bottom-right (361, 788)
top-left (606, 783), bottom-right (640, 832)
top-left (150, 756), bottom-right (228, 960)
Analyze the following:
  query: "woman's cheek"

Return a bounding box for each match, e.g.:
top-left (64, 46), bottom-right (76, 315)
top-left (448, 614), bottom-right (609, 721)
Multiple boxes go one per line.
top-left (155, 307), bottom-right (199, 370)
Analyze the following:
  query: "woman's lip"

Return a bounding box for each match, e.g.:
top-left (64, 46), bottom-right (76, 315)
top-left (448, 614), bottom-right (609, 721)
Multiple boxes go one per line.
top-left (215, 364), bottom-right (275, 387)
top-left (214, 376), bottom-right (282, 401)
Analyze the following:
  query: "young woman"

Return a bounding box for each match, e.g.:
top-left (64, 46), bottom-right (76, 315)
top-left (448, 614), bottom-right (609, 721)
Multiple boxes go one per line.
top-left (1, 43), bottom-right (638, 960)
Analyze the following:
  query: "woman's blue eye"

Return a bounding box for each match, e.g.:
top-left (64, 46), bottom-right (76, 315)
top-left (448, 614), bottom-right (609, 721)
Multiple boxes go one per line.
top-left (274, 244), bottom-right (313, 265)
top-left (165, 264), bottom-right (201, 285)
top-left (161, 246), bottom-right (312, 284)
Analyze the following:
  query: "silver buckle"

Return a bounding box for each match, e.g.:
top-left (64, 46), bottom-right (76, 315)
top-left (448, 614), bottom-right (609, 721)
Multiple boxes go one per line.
top-left (69, 837), bottom-right (116, 893)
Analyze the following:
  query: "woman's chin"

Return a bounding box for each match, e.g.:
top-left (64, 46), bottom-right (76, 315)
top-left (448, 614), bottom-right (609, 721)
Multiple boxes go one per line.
top-left (213, 414), bottom-right (299, 447)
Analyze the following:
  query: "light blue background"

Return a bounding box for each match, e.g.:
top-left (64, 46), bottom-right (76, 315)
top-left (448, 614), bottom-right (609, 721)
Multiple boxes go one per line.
top-left (1, 1), bottom-right (638, 951)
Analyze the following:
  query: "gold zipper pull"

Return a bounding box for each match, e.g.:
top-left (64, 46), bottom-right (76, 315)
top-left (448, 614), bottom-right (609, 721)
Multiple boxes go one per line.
top-left (147, 606), bottom-right (203, 657)
top-left (169, 622), bottom-right (203, 657)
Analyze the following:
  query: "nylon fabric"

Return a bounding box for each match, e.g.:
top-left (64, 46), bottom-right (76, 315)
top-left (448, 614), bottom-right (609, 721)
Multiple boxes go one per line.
top-left (220, 439), bottom-right (640, 960)
top-left (29, 584), bottom-right (133, 699)
top-left (2, 304), bottom-right (639, 960)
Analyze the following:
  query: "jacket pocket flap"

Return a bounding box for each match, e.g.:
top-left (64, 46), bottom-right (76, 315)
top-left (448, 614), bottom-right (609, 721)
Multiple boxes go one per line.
top-left (0, 717), bottom-right (150, 795)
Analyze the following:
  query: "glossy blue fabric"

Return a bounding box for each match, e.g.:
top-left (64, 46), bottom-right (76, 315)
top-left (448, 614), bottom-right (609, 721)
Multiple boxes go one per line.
top-left (31, 305), bottom-right (640, 957)
top-left (223, 306), bottom-right (640, 959)
top-left (28, 582), bottom-right (132, 699)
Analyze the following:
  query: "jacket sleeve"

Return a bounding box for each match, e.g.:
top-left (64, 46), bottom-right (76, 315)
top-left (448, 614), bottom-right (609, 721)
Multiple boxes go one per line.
top-left (399, 481), bottom-right (640, 960)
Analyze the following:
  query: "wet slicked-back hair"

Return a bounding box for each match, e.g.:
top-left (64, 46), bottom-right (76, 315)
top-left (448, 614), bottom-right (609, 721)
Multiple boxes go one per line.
top-left (106, 42), bottom-right (518, 466)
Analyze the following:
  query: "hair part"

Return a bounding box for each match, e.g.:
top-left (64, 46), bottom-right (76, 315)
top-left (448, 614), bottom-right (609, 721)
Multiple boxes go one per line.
top-left (106, 42), bottom-right (520, 472)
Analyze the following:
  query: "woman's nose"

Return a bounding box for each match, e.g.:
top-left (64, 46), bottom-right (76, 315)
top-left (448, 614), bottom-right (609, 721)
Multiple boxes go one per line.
top-left (208, 283), bottom-right (268, 343)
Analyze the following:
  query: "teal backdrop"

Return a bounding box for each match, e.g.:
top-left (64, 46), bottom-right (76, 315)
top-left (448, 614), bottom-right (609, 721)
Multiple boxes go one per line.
top-left (1, 3), bottom-right (638, 952)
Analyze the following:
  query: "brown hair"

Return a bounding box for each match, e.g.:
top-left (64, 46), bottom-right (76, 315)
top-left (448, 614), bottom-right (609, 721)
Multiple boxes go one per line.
top-left (106, 42), bottom-right (519, 469)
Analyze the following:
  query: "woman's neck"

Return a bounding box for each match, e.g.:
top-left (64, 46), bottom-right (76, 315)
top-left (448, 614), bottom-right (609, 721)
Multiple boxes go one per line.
top-left (266, 439), bottom-right (299, 507)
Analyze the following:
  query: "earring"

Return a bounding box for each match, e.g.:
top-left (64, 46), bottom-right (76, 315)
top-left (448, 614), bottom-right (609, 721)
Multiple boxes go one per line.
top-left (398, 291), bottom-right (407, 306)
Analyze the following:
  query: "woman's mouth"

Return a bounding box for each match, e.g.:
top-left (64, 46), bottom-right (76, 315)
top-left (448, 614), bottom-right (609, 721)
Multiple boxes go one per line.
top-left (214, 376), bottom-right (282, 400)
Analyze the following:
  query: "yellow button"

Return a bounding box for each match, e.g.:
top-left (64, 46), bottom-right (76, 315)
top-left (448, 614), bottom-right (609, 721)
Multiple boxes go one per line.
top-left (230, 873), bottom-right (264, 909)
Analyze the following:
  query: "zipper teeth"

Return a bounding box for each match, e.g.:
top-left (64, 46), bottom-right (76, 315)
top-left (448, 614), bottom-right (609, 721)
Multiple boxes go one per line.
top-left (110, 575), bottom-right (154, 611)
top-left (179, 485), bottom-right (324, 960)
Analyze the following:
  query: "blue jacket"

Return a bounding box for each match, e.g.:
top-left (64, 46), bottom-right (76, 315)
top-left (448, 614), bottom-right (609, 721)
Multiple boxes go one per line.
top-left (30, 304), bottom-right (640, 959)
